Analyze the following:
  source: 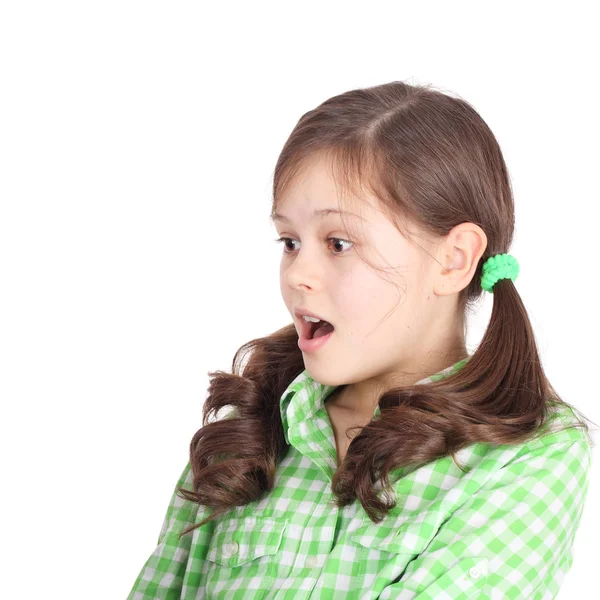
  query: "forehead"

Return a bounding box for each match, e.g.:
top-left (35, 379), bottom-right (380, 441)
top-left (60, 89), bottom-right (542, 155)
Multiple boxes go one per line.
top-left (271, 156), bottom-right (381, 225)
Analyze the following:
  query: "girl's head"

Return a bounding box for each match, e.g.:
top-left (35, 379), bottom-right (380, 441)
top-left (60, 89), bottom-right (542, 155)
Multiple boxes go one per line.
top-left (179, 81), bottom-right (592, 534)
top-left (271, 82), bottom-right (510, 390)
top-left (273, 150), bottom-right (487, 390)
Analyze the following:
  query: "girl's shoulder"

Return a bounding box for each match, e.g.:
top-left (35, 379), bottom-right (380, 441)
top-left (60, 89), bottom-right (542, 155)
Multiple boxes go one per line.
top-left (527, 400), bottom-right (593, 451)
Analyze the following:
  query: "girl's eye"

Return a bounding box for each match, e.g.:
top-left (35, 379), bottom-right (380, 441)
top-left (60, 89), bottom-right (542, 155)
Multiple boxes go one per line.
top-left (274, 237), bottom-right (353, 256)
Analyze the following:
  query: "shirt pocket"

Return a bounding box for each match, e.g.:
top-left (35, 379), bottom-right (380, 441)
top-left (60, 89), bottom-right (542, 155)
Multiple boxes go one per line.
top-left (203, 515), bottom-right (289, 599)
top-left (206, 515), bottom-right (288, 568)
top-left (350, 509), bottom-right (444, 581)
top-left (351, 511), bottom-right (441, 556)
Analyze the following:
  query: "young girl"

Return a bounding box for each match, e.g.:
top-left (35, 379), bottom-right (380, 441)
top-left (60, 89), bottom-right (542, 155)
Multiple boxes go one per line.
top-left (127, 81), bottom-right (594, 599)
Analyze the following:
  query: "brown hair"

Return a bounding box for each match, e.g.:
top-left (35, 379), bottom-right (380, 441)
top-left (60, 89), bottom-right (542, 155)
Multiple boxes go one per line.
top-left (177, 81), bottom-right (596, 537)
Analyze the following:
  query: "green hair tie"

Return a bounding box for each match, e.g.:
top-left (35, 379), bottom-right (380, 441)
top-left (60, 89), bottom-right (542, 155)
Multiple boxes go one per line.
top-left (480, 253), bottom-right (520, 293)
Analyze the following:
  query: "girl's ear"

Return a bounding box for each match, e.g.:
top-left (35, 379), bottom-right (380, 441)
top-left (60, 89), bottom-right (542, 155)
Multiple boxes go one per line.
top-left (433, 223), bottom-right (487, 296)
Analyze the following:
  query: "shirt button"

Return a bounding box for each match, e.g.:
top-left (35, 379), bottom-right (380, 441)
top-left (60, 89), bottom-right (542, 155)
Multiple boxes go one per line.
top-left (468, 566), bottom-right (481, 579)
top-left (223, 541), bottom-right (239, 557)
top-left (305, 555), bottom-right (318, 568)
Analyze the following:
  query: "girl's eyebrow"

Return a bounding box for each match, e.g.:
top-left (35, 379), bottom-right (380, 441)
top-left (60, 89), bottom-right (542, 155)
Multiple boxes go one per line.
top-left (270, 208), bottom-right (368, 224)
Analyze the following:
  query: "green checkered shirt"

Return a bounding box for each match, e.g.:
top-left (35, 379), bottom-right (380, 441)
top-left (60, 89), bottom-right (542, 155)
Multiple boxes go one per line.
top-left (127, 356), bottom-right (592, 599)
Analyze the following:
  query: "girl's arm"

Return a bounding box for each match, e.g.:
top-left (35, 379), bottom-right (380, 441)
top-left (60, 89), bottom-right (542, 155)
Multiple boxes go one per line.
top-left (126, 461), bottom-right (208, 600)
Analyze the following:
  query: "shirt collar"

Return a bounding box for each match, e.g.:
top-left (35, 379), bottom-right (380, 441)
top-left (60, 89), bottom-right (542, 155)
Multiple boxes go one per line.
top-left (279, 356), bottom-right (471, 445)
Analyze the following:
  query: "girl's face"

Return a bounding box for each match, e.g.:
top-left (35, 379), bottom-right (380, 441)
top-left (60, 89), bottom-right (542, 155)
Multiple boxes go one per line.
top-left (274, 156), bottom-right (465, 392)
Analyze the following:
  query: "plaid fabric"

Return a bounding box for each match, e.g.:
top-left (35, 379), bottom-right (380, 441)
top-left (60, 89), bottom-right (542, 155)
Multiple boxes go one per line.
top-left (127, 356), bottom-right (593, 599)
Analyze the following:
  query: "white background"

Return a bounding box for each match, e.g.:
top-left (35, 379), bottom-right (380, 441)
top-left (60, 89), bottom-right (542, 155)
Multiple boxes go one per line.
top-left (1, 2), bottom-right (598, 598)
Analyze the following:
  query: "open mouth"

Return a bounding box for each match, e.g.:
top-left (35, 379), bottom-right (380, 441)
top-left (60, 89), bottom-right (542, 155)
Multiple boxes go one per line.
top-left (301, 318), bottom-right (335, 340)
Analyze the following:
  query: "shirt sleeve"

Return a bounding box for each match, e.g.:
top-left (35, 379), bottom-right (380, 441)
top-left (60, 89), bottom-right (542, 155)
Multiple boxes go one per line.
top-left (379, 428), bottom-right (593, 600)
top-left (126, 461), bottom-right (207, 600)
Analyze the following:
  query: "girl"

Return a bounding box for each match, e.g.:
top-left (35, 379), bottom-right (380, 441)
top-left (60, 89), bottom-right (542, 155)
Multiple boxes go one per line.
top-left (127, 81), bottom-right (595, 599)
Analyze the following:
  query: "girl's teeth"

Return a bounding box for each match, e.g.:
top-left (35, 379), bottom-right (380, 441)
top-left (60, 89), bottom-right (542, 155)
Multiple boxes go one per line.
top-left (302, 315), bottom-right (321, 323)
